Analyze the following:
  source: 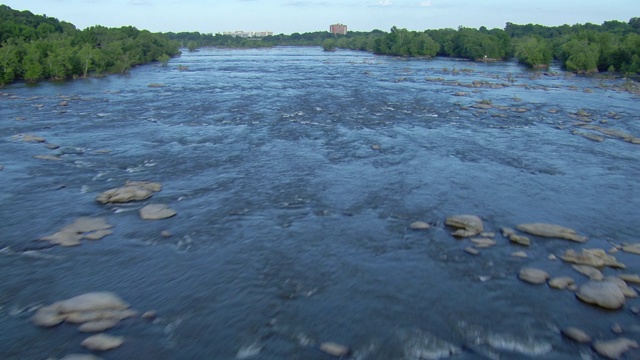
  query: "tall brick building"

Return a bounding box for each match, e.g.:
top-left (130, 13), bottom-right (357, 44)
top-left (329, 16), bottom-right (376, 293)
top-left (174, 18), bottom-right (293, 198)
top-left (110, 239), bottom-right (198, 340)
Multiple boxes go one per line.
top-left (330, 24), bottom-right (347, 35)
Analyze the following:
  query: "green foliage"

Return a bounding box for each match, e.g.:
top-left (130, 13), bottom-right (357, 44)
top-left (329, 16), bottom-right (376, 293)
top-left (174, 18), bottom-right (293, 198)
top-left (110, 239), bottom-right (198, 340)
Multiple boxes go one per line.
top-left (322, 38), bottom-right (336, 51)
top-left (514, 36), bottom-right (552, 68)
top-left (0, 5), bottom-right (180, 85)
top-left (186, 40), bottom-right (198, 52)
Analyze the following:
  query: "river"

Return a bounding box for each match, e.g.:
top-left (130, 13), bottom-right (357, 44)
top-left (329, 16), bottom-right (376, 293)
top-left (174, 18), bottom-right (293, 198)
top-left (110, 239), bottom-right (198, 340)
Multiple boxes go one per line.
top-left (1, 47), bottom-right (639, 359)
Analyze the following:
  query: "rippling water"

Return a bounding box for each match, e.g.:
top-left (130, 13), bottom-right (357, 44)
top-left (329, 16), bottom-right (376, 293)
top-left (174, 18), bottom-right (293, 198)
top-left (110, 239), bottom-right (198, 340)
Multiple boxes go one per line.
top-left (1, 47), bottom-right (639, 359)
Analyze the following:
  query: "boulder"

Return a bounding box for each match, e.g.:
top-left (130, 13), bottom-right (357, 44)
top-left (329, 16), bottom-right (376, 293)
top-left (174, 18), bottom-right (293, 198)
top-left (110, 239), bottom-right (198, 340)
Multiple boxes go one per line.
top-left (54, 292), bottom-right (129, 314)
top-left (561, 249), bottom-right (625, 269)
top-left (561, 327), bottom-right (592, 343)
top-left (140, 204), bottom-right (177, 220)
top-left (576, 280), bottom-right (625, 310)
top-left (571, 265), bottom-right (604, 280)
top-left (518, 268), bottom-right (549, 285)
top-left (96, 181), bottom-right (162, 204)
top-left (549, 277), bottom-right (575, 290)
top-left (445, 215), bottom-right (483, 237)
top-left (509, 234), bottom-right (531, 246)
top-left (605, 277), bottom-right (638, 298)
top-left (621, 243), bottom-right (640, 255)
top-left (78, 319), bottom-right (120, 333)
top-left (516, 223), bottom-right (587, 242)
top-left (31, 305), bottom-right (66, 327)
top-left (593, 338), bottom-right (638, 359)
top-left (81, 333), bottom-right (124, 351)
top-left (470, 238), bottom-right (496, 248)
top-left (409, 221), bottom-right (431, 230)
top-left (618, 274), bottom-right (640, 284)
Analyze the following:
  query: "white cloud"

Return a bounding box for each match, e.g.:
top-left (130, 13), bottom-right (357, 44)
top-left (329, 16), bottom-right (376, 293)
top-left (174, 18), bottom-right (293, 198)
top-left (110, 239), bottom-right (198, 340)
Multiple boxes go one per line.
top-left (419, 1), bottom-right (431, 6)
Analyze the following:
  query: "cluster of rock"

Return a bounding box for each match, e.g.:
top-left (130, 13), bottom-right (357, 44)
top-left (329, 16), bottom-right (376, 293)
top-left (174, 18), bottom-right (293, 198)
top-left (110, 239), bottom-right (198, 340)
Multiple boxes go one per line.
top-left (95, 181), bottom-right (176, 220)
top-left (11, 133), bottom-right (63, 161)
top-left (31, 292), bottom-right (156, 358)
top-left (562, 327), bottom-right (639, 359)
top-left (443, 214), bottom-right (640, 358)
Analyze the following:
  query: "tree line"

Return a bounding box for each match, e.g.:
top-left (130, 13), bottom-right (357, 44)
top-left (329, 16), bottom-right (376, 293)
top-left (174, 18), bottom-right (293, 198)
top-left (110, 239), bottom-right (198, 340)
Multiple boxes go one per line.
top-left (0, 5), bottom-right (180, 85)
top-left (2, 4), bottom-right (639, 85)
top-left (170, 18), bottom-right (640, 75)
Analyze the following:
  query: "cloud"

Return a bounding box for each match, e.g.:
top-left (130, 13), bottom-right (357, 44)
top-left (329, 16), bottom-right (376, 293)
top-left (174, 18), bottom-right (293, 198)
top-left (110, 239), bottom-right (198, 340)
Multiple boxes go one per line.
top-left (370, 0), bottom-right (393, 6)
top-left (419, 1), bottom-right (431, 6)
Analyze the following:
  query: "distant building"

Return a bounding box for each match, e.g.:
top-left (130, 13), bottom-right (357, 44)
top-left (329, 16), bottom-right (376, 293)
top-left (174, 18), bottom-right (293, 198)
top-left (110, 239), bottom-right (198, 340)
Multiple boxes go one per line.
top-left (330, 24), bottom-right (347, 35)
top-left (221, 31), bottom-right (273, 38)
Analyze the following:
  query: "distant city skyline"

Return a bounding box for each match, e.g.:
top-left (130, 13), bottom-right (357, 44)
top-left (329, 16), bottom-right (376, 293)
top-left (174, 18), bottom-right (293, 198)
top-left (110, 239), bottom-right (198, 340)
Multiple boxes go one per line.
top-left (2, 0), bottom-right (639, 35)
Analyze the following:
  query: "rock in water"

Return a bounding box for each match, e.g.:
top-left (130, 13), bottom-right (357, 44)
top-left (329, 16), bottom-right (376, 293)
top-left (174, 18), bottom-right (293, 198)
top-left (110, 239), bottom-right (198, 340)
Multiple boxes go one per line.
top-left (561, 327), bottom-right (592, 343)
top-left (576, 280), bottom-right (625, 309)
top-left (410, 221), bottom-right (431, 230)
top-left (55, 292), bottom-right (129, 313)
top-left (81, 333), bottom-right (124, 351)
top-left (445, 215), bottom-right (483, 237)
top-left (549, 277), bottom-right (575, 290)
top-left (515, 223), bottom-right (587, 242)
top-left (96, 181), bottom-right (162, 204)
top-left (31, 305), bottom-right (66, 327)
top-left (78, 319), bottom-right (120, 332)
top-left (572, 265), bottom-right (604, 280)
top-left (319, 342), bottom-right (350, 357)
top-left (605, 277), bottom-right (638, 298)
top-left (518, 267), bottom-right (549, 285)
top-left (140, 204), bottom-right (177, 220)
top-left (60, 355), bottom-right (104, 360)
top-left (593, 338), bottom-right (638, 359)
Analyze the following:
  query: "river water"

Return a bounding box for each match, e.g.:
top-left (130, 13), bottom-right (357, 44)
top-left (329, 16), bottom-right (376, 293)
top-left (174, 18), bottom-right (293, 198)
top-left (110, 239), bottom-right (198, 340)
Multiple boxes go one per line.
top-left (1, 47), bottom-right (639, 359)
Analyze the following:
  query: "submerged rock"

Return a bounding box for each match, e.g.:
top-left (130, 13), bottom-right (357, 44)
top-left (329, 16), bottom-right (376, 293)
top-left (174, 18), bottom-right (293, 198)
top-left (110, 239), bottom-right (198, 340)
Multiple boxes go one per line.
top-left (140, 204), bottom-right (177, 220)
top-left (518, 268), bottom-right (549, 285)
top-left (561, 327), bottom-right (592, 343)
top-left (445, 215), bottom-right (483, 237)
top-left (11, 133), bottom-right (46, 143)
top-left (410, 221), bottom-right (431, 230)
top-left (515, 223), bottom-right (587, 242)
top-left (548, 276), bottom-right (575, 290)
top-left (96, 181), bottom-right (162, 204)
top-left (470, 238), bottom-right (496, 248)
top-left (81, 333), bottom-right (124, 351)
top-left (41, 217), bottom-right (113, 247)
top-left (593, 338), bottom-right (638, 359)
top-left (571, 265), bottom-right (604, 280)
top-left (401, 329), bottom-right (460, 360)
top-left (576, 280), bottom-right (625, 310)
top-left (60, 355), bottom-right (104, 360)
top-left (319, 342), bottom-right (350, 357)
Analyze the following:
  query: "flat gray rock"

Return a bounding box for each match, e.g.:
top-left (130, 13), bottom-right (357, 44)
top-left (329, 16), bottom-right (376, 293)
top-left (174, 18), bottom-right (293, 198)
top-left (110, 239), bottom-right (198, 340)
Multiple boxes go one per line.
top-left (593, 338), bottom-right (638, 359)
top-left (516, 223), bottom-right (587, 242)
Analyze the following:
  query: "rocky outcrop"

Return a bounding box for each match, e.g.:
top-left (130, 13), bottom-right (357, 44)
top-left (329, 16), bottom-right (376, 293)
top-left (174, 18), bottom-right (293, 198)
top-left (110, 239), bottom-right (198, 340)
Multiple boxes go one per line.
top-left (40, 217), bottom-right (113, 247)
top-left (445, 215), bottom-right (483, 237)
top-left (96, 181), bottom-right (162, 204)
top-left (593, 338), bottom-right (638, 359)
top-left (561, 249), bottom-right (625, 269)
top-left (516, 223), bottom-right (587, 242)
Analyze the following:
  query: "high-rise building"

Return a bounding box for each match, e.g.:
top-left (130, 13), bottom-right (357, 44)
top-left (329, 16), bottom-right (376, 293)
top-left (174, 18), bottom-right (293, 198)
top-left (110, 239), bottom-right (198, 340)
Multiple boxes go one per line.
top-left (330, 24), bottom-right (347, 35)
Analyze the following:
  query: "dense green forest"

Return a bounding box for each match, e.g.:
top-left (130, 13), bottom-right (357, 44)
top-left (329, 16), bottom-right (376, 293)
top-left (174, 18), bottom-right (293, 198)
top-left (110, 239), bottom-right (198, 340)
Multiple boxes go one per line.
top-left (2, 4), bottom-right (640, 85)
top-left (170, 19), bottom-right (640, 75)
top-left (0, 5), bottom-right (180, 85)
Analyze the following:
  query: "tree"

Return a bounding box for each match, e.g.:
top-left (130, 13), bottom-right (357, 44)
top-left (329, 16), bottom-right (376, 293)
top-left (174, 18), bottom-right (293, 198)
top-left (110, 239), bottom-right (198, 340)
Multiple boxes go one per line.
top-left (186, 40), bottom-right (198, 52)
top-left (514, 36), bottom-right (552, 68)
top-left (322, 38), bottom-right (336, 51)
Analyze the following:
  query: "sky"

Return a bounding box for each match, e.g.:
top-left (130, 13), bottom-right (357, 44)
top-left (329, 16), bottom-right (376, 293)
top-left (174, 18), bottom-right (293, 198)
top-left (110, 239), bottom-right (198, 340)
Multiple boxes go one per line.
top-left (3, 0), bottom-right (639, 35)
